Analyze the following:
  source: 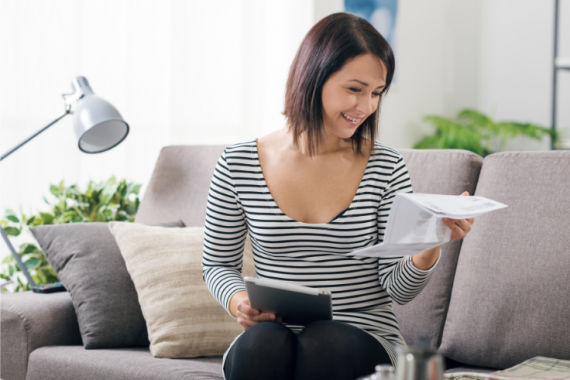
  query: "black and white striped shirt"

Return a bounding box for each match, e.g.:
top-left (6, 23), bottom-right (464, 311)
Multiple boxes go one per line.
top-left (202, 139), bottom-right (440, 365)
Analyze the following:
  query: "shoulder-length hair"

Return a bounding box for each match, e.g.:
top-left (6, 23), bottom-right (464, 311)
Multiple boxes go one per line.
top-left (283, 12), bottom-right (395, 157)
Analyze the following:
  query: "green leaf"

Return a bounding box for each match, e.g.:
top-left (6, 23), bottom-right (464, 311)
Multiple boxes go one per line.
top-left (39, 212), bottom-right (54, 225)
top-left (124, 204), bottom-right (137, 215)
top-left (35, 270), bottom-right (48, 285)
top-left (61, 211), bottom-right (75, 223)
top-left (457, 109), bottom-right (493, 128)
top-left (120, 184), bottom-right (128, 199)
top-left (21, 243), bottom-right (40, 255)
top-left (416, 108), bottom-right (553, 157)
top-left (24, 257), bottom-right (41, 270)
top-left (130, 183), bottom-right (142, 194)
top-left (413, 135), bottom-right (440, 150)
top-left (6, 215), bottom-right (19, 223)
top-left (49, 185), bottom-right (60, 197)
top-left (100, 192), bottom-right (112, 206)
top-left (3, 226), bottom-right (21, 236)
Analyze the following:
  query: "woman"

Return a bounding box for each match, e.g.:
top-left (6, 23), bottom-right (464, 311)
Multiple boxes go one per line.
top-left (202, 12), bottom-right (474, 380)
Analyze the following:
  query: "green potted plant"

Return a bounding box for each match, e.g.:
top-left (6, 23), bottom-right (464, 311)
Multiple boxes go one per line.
top-left (0, 176), bottom-right (142, 292)
top-left (413, 109), bottom-right (562, 157)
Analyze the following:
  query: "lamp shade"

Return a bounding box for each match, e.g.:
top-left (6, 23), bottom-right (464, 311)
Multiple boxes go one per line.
top-left (70, 77), bottom-right (129, 153)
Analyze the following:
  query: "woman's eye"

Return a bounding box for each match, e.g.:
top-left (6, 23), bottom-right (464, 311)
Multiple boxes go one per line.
top-left (350, 87), bottom-right (381, 97)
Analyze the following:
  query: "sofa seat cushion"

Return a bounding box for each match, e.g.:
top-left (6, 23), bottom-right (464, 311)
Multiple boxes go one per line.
top-left (26, 346), bottom-right (224, 380)
top-left (25, 346), bottom-right (495, 380)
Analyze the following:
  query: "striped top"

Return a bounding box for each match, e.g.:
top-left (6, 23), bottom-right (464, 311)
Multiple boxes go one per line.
top-left (202, 139), bottom-right (440, 366)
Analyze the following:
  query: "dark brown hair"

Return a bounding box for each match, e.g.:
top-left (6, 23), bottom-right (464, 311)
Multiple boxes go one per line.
top-left (283, 12), bottom-right (395, 157)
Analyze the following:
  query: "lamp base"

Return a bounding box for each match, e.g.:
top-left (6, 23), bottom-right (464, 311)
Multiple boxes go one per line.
top-left (31, 282), bottom-right (66, 294)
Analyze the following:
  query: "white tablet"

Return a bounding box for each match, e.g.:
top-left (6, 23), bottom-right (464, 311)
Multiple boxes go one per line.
top-left (244, 277), bottom-right (332, 326)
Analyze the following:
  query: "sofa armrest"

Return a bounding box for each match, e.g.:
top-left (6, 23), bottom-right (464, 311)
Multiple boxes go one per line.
top-left (1, 291), bottom-right (82, 380)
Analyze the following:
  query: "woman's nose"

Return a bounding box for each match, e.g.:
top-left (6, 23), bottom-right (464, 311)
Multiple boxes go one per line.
top-left (356, 96), bottom-right (375, 116)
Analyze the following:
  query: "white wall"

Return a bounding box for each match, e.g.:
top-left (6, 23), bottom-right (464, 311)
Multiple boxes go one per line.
top-left (479, 0), bottom-right (570, 151)
top-left (314, 0), bottom-right (570, 150)
top-left (376, 0), bottom-right (484, 149)
top-left (1, 0), bottom-right (569, 261)
top-left (315, 0), bottom-right (484, 149)
top-left (0, 0), bottom-right (314, 259)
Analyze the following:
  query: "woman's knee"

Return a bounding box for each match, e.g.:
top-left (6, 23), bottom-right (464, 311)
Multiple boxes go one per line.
top-left (234, 321), bottom-right (296, 353)
top-left (225, 322), bottom-right (297, 380)
top-left (294, 321), bottom-right (391, 380)
top-left (298, 320), bottom-right (357, 348)
top-left (297, 320), bottom-right (385, 359)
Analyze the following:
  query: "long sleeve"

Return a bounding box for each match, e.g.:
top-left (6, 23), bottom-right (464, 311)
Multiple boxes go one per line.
top-left (376, 153), bottom-right (441, 305)
top-left (202, 149), bottom-right (248, 317)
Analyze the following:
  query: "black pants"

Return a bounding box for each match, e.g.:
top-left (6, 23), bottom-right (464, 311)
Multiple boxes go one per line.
top-left (223, 320), bottom-right (392, 380)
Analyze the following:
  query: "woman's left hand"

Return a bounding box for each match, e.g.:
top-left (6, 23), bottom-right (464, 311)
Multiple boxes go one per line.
top-left (443, 191), bottom-right (475, 241)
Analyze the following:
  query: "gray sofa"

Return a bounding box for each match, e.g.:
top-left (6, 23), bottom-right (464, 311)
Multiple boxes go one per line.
top-left (2, 146), bottom-right (569, 380)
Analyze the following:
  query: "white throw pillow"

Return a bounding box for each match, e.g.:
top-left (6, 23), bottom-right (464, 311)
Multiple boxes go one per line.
top-left (108, 222), bottom-right (255, 358)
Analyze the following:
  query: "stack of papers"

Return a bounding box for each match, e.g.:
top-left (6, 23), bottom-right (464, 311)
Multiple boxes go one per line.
top-left (347, 193), bottom-right (507, 258)
top-left (444, 356), bottom-right (570, 380)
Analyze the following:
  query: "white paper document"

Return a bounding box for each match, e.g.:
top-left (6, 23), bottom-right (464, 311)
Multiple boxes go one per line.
top-left (347, 193), bottom-right (508, 258)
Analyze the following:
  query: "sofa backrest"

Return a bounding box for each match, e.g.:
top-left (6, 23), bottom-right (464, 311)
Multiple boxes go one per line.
top-left (395, 149), bottom-right (483, 349)
top-left (135, 145), bottom-right (226, 226)
top-left (439, 151), bottom-right (570, 369)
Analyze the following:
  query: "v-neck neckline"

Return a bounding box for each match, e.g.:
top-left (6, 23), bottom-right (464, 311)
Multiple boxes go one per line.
top-left (253, 138), bottom-right (375, 226)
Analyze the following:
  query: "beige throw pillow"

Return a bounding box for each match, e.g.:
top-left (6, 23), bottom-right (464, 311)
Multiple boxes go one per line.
top-left (108, 222), bottom-right (255, 358)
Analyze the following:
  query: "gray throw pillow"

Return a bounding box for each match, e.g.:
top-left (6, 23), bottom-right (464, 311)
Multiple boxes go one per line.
top-left (29, 220), bottom-right (184, 349)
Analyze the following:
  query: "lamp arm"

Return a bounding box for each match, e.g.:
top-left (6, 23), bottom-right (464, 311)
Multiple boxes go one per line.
top-left (0, 110), bottom-right (69, 161)
top-left (0, 226), bottom-right (36, 287)
top-left (0, 110), bottom-right (70, 288)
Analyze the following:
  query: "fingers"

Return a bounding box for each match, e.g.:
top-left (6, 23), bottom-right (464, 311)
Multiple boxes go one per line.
top-left (443, 218), bottom-right (463, 239)
top-left (443, 218), bottom-right (472, 240)
top-left (442, 192), bottom-right (475, 241)
top-left (252, 312), bottom-right (277, 322)
top-left (238, 318), bottom-right (262, 331)
top-left (237, 299), bottom-right (258, 316)
top-left (453, 218), bottom-right (472, 233)
top-left (236, 299), bottom-right (278, 330)
top-left (237, 301), bottom-right (276, 320)
top-left (237, 311), bottom-right (278, 330)
top-left (457, 192), bottom-right (475, 224)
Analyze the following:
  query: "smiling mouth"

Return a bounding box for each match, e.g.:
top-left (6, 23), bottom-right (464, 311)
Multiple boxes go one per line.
top-left (342, 113), bottom-right (362, 123)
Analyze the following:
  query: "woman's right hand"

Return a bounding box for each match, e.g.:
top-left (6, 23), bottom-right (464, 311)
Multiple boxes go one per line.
top-left (229, 290), bottom-right (280, 331)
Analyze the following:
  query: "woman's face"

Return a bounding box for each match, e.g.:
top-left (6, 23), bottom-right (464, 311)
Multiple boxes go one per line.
top-left (321, 53), bottom-right (387, 139)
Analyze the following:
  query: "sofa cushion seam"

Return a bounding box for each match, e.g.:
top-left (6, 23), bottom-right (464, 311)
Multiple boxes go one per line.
top-left (437, 157), bottom-right (481, 349)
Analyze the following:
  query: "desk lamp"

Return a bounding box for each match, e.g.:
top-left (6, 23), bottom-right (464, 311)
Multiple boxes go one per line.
top-left (0, 76), bottom-right (129, 290)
